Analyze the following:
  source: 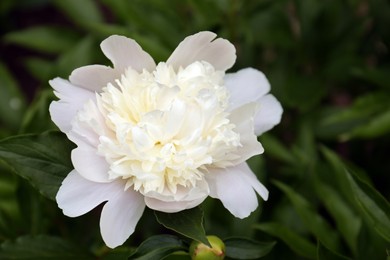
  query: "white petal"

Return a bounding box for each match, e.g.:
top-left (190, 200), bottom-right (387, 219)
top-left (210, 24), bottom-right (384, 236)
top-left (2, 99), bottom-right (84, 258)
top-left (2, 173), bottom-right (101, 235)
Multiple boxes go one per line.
top-left (225, 68), bottom-right (270, 111)
top-left (206, 164), bottom-right (259, 219)
top-left (71, 141), bottom-right (110, 183)
top-left (69, 65), bottom-right (121, 92)
top-left (143, 179), bottom-right (209, 202)
top-left (229, 103), bottom-right (264, 164)
top-left (144, 196), bottom-right (205, 213)
top-left (49, 78), bottom-right (94, 133)
top-left (254, 94), bottom-right (283, 136)
top-left (100, 189), bottom-right (145, 248)
top-left (100, 35), bottom-right (156, 72)
top-left (239, 163), bottom-right (269, 201)
top-left (167, 31), bottom-right (236, 72)
top-left (56, 170), bottom-right (122, 217)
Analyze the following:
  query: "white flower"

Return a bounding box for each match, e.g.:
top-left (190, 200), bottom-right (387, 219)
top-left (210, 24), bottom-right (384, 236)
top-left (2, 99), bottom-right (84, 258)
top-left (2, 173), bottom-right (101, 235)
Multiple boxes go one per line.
top-left (50, 32), bottom-right (283, 248)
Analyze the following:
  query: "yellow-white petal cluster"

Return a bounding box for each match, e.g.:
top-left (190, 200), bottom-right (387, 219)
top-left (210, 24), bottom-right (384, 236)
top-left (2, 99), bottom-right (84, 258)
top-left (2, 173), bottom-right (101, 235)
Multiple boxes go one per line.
top-left (75, 61), bottom-right (242, 196)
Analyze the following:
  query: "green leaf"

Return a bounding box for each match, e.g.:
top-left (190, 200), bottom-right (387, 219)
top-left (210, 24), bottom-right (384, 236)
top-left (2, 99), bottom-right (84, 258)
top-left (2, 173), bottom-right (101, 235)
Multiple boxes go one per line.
top-left (347, 109), bottom-right (390, 139)
top-left (0, 235), bottom-right (92, 259)
top-left (0, 62), bottom-right (26, 130)
top-left (260, 133), bottom-right (296, 164)
top-left (357, 222), bottom-right (389, 260)
top-left (351, 67), bottom-right (390, 89)
top-left (0, 131), bottom-right (75, 200)
top-left (55, 36), bottom-right (95, 77)
top-left (3, 26), bottom-right (78, 54)
top-left (24, 58), bottom-right (54, 81)
top-left (317, 241), bottom-right (350, 260)
top-left (320, 146), bottom-right (356, 204)
top-left (53, 0), bottom-right (103, 28)
top-left (128, 235), bottom-right (186, 260)
top-left (315, 92), bottom-right (390, 140)
top-left (321, 147), bottom-right (390, 244)
top-left (273, 181), bottom-right (340, 252)
top-left (254, 222), bottom-right (317, 259)
top-left (0, 162), bottom-right (22, 238)
top-left (314, 181), bottom-right (361, 254)
top-left (224, 237), bottom-right (276, 259)
top-left (20, 90), bottom-right (56, 134)
top-left (100, 246), bottom-right (134, 260)
top-left (345, 169), bottom-right (390, 243)
top-left (155, 207), bottom-right (210, 246)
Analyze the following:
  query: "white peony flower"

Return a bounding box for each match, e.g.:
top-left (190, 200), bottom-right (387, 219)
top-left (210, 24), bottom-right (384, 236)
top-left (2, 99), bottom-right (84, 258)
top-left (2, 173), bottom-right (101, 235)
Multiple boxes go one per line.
top-left (50, 31), bottom-right (283, 248)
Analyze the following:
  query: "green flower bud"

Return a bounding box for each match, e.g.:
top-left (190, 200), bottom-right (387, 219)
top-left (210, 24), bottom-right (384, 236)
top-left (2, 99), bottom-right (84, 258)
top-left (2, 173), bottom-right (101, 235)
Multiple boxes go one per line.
top-left (189, 235), bottom-right (226, 260)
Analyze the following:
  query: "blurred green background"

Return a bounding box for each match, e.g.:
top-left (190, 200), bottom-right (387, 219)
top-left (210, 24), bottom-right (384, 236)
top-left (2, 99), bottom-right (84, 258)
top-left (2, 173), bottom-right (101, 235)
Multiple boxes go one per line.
top-left (0, 0), bottom-right (389, 259)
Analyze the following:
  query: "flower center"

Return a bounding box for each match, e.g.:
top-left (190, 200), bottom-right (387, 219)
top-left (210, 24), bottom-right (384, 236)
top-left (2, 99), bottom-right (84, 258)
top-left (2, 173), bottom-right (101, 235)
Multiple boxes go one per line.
top-left (78, 61), bottom-right (241, 195)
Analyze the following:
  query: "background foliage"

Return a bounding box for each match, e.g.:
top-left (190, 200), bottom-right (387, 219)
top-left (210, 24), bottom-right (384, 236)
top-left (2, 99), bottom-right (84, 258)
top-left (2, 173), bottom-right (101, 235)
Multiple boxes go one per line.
top-left (0, 0), bottom-right (389, 259)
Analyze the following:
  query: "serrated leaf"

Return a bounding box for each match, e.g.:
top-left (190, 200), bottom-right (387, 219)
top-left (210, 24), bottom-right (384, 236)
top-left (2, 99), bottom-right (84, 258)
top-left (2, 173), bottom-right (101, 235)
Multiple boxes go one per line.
top-left (317, 241), bottom-right (350, 260)
top-left (4, 26), bottom-right (78, 54)
top-left (345, 169), bottom-right (390, 243)
top-left (129, 235), bottom-right (186, 260)
top-left (254, 222), bottom-right (316, 259)
top-left (224, 237), bottom-right (276, 259)
top-left (155, 207), bottom-right (209, 246)
top-left (0, 131), bottom-right (75, 200)
top-left (273, 181), bottom-right (340, 252)
top-left (0, 235), bottom-right (92, 259)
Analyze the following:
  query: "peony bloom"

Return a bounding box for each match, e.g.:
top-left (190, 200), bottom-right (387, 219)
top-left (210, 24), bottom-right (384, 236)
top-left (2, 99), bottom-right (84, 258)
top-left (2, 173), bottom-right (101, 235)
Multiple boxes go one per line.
top-left (50, 32), bottom-right (282, 248)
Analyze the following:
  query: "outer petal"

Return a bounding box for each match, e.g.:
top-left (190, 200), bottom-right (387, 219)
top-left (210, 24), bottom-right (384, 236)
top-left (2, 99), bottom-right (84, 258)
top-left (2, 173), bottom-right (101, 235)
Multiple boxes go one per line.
top-left (143, 179), bottom-right (209, 212)
top-left (100, 35), bottom-right (156, 72)
top-left (228, 103), bottom-right (264, 165)
top-left (254, 94), bottom-right (283, 136)
top-left (56, 170), bottom-right (122, 217)
top-left (49, 78), bottom-right (94, 133)
top-left (206, 163), bottom-right (259, 219)
top-left (239, 162), bottom-right (269, 201)
top-left (100, 189), bottom-right (145, 248)
top-left (224, 68), bottom-right (270, 112)
top-left (144, 196), bottom-right (205, 213)
top-left (71, 141), bottom-right (110, 183)
top-left (167, 31), bottom-right (236, 71)
top-left (69, 65), bottom-right (121, 92)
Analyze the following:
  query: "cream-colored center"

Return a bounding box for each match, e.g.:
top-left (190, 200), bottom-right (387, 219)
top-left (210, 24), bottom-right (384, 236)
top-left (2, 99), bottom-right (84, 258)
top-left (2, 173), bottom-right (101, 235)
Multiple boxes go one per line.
top-left (78, 61), bottom-right (241, 195)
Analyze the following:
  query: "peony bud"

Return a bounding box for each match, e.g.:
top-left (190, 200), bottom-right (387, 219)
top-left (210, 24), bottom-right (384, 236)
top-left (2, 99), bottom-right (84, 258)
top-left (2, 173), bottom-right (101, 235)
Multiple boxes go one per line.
top-left (189, 235), bottom-right (226, 260)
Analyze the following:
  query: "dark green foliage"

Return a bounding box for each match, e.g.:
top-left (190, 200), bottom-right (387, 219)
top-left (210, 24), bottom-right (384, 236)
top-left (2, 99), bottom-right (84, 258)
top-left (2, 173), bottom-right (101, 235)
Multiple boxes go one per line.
top-left (0, 0), bottom-right (389, 258)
